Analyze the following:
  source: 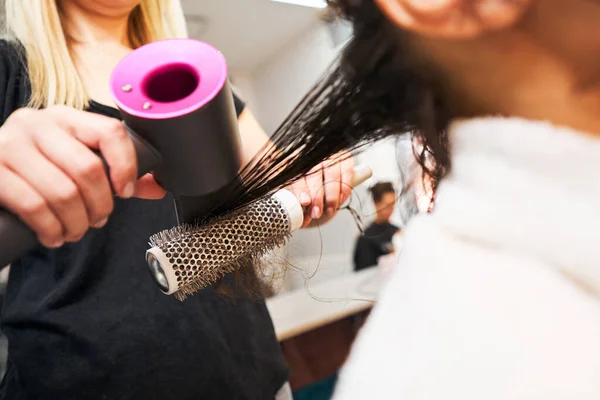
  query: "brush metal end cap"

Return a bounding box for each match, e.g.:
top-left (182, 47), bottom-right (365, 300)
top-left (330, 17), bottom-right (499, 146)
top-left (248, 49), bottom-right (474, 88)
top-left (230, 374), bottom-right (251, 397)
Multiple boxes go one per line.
top-left (147, 251), bottom-right (169, 293)
top-left (146, 247), bottom-right (179, 295)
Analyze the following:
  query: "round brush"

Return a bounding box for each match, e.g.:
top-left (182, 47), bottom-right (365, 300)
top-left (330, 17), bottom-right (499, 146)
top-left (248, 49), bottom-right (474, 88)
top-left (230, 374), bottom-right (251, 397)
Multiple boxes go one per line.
top-left (146, 165), bottom-right (373, 300)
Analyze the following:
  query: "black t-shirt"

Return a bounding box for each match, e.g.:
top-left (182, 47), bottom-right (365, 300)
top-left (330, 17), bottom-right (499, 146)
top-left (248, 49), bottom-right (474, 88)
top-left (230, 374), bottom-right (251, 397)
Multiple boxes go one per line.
top-left (353, 222), bottom-right (400, 272)
top-left (0, 41), bottom-right (288, 400)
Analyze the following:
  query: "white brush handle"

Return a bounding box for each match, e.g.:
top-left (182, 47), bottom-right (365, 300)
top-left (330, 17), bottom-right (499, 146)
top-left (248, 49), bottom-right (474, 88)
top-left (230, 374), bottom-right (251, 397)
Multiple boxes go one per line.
top-left (273, 165), bottom-right (373, 233)
top-left (352, 165), bottom-right (373, 187)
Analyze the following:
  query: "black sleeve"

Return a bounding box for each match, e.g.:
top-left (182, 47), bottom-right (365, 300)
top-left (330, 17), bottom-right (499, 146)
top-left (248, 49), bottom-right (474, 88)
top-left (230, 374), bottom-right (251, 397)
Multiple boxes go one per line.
top-left (353, 237), bottom-right (378, 272)
top-left (0, 41), bottom-right (14, 124)
top-left (0, 40), bottom-right (28, 125)
top-left (233, 92), bottom-right (245, 118)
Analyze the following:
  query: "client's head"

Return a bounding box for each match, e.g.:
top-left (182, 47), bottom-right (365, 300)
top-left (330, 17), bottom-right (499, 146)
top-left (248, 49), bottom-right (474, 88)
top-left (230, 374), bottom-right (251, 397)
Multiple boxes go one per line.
top-left (317, 0), bottom-right (600, 198)
top-left (369, 182), bottom-right (396, 223)
top-left (199, 0), bottom-right (600, 223)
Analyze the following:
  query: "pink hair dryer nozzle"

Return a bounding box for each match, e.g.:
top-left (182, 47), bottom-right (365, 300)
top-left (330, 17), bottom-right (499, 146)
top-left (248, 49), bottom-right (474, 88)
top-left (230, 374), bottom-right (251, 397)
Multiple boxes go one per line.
top-left (0, 39), bottom-right (243, 266)
top-left (111, 38), bottom-right (243, 223)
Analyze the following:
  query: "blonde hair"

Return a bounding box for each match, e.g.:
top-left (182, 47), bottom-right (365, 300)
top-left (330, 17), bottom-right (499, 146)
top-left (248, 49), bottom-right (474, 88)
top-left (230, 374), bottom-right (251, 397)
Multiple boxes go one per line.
top-left (4, 0), bottom-right (188, 110)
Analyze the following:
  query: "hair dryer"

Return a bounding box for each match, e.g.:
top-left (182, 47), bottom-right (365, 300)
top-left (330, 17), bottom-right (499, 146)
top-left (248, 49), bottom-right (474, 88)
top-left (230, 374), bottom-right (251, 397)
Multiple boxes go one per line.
top-left (0, 38), bottom-right (242, 267)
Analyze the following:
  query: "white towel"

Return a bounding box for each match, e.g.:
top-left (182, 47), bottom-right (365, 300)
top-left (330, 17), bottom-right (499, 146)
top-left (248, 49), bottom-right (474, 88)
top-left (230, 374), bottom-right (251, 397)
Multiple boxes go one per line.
top-left (333, 117), bottom-right (600, 399)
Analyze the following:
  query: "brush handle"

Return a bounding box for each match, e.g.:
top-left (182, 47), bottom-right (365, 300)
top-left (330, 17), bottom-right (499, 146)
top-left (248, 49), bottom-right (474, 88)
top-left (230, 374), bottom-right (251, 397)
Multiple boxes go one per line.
top-left (274, 165), bottom-right (373, 233)
top-left (350, 165), bottom-right (374, 188)
top-left (0, 127), bottom-right (161, 267)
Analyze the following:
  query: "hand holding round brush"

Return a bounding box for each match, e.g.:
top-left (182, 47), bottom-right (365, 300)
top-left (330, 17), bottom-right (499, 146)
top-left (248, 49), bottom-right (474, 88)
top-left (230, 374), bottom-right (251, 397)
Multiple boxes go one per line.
top-left (289, 151), bottom-right (355, 228)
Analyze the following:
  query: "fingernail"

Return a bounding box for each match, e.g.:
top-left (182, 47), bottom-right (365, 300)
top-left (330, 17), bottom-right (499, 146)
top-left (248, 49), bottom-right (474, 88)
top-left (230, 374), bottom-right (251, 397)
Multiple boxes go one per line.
top-left (311, 206), bottom-right (321, 219)
top-left (122, 182), bottom-right (135, 198)
top-left (300, 193), bottom-right (311, 205)
top-left (477, 0), bottom-right (505, 16)
top-left (50, 239), bottom-right (64, 248)
top-left (93, 218), bottom-right (108, 229)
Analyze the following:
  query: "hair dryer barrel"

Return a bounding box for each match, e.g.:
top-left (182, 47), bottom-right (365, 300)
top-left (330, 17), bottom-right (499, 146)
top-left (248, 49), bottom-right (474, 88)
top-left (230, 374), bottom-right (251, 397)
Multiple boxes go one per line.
top-left (111, 39), bottom-right (243, 223)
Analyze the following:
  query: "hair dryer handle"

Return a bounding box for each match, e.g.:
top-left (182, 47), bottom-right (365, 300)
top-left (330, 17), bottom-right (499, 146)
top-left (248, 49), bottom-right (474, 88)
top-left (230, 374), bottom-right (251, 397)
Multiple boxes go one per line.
top-left (0, 126), bottom-right (161, 268)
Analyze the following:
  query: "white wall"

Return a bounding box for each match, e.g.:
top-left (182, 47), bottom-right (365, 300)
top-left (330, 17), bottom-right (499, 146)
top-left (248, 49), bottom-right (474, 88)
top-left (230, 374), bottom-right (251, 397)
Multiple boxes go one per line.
top-left (243, 21), bottom-right (339, 134)
top-left (233, 21), bottom-right (412, 291)
top-left (230, 73), bottom-right (260, 118)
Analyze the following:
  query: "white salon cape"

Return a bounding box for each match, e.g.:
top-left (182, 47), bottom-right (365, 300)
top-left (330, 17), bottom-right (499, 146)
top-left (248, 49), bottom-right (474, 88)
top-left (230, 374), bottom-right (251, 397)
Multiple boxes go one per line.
top-left (333, 117), bottom-right (600, 399)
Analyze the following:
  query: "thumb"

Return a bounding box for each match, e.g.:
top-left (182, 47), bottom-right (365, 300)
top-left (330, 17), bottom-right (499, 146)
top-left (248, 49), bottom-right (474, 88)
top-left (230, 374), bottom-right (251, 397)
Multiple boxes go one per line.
top-left (133, 174), bottom-right (167, 200)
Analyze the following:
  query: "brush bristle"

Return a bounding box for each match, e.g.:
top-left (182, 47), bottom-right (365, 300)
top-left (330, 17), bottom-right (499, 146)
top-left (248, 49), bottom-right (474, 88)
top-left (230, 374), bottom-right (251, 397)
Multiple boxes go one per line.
top-left (149, 224), bottom-right (195, 248)
top-left (149, 195), bottom-right (292, 301)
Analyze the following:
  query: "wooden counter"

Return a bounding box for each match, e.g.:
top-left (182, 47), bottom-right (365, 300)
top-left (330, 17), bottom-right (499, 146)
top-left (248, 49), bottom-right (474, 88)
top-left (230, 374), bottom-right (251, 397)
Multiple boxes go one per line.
top-left (266, 268), bottom-right (382, 341)
top-left (266, 268), bottom-right (383, 393)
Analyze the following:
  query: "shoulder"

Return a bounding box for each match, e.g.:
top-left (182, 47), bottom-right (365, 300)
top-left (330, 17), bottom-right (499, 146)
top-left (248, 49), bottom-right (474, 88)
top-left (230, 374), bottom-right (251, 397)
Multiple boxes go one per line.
top-left (354, 233), bottom-right (370, 246)
top-left (362, 223), bottom-right (378, 235)
top-left (0, 39), bottom-right (25, 75)
top-left (230, 85), bottom-right (246, 117)
top-left (0, 39), bottom-right (30, 124)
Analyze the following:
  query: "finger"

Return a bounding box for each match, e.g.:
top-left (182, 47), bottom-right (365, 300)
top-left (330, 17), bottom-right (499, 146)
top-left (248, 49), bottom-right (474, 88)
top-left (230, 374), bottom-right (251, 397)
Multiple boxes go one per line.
top-left (289, 178), bottom-right (312, 207)
top-left (36, 125), bottom-right (113, 227)
top-left (306, 164), bottom-right (325, 221)
top-left (339, 156), bottom-right (355, 205)
top-left (289, 177), bottom-right (314, 228)
top-left (4, 147), bottom-right (89, 242)
top-left (0, 165), bottom-right (64, 248)
top-left (323, 161), bottom-right (342, 217)
top-left (47, 106), bottom-right (137, 198)
top-left (133, 174), bottom-right (167, 200)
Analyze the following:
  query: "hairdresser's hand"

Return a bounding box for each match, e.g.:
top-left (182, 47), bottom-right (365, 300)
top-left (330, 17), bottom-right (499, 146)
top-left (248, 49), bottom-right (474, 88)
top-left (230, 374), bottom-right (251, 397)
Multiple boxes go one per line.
top-left (0, 106), bottom-right (166, 248)
top-left (290, 152), bottom-right (355, 228)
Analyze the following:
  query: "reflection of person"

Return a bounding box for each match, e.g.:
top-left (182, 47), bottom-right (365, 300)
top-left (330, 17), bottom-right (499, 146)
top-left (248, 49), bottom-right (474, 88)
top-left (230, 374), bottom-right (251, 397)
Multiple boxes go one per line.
top-left (0, 1), bottom-right (354, 399)
top-left (353, 182), bottom-right (400, 271)
top-left (323, 0), bottom-right (600, 399)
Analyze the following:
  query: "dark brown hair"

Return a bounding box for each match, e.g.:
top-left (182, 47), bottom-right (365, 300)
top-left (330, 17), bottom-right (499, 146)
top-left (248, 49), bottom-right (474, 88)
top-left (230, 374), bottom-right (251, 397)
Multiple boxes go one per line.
top-left (208, 0), bottom-right (451, 297)
top-left (369, 182), bottom-right (396, 203)
top-left (209, 0), bottom-right (449, 216)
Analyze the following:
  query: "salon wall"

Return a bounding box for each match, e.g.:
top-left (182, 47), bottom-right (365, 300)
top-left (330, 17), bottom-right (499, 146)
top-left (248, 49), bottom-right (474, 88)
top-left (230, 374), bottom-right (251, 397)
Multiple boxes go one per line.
top-left (232, 21), bottom-right (410, 291)
top-left (234, 21), bottom-right (337, 134)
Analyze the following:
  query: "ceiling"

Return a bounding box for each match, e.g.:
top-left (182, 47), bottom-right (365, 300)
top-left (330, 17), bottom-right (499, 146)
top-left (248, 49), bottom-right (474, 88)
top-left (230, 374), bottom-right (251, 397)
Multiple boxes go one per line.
top-left (180, 0), bottom-right (322, 72)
